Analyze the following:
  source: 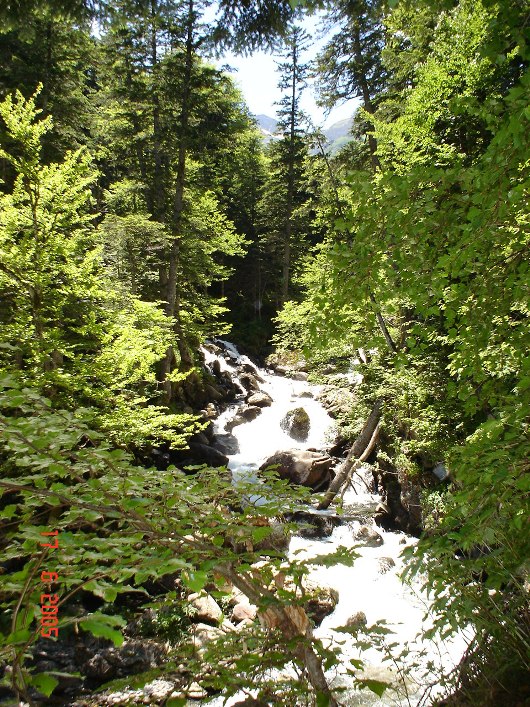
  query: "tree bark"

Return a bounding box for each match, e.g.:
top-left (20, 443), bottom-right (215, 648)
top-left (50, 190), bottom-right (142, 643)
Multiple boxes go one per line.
top-left (217, 565), bottom-right (338, 706)
top-left (317, 400), bottom-right (382, 510)
top-left (352, 21), bottom-right (380, 171)
top-left (160, 0), bottom-right (195, 393)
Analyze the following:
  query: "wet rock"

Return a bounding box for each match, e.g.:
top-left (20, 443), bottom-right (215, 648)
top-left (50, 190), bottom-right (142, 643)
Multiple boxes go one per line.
top-left (192, 622), bottom-right (224, 650)
top-left (353, 525), bottom-right (384, 547)
top-left (189, 593), bottom-right (223, 624)
top-left (201, 403), bottom-right (218, 419)
top-left (190, 431), bottom-right (210, 446)
top-left (30, 634), bottom-right (166, 694)
top-left (238, 362), bottom-right (265, 382)
top-left (286, 510), bottom-right (341, 539)
top-left (203, 383), bottom-right (223, 401)
top-left (231, 603), bottom-right (257, 623)
top-left (226, 405), bottom-right (262, 430)
top-left (316, 385), bottom-right (356, 419)
top-left (304, 581), bottom-right (339, 626)
top-left (260, 449), bottom-right (334, 491)
top-left (81, 639), bottom-right (166, 682)
top-left (346, 611), bottom-right (367, 628)
top-left (378, 557), bottom-right (396, 574)
top-left (213, 432), bottom-right (240, 456)
top-left (280, 407), bottom-right (310, 442)
top-left (292, 372), bottom-right (308, 381)
top-left (239, 372), bottom-right (260, 393)
top-left (187, 443), bottom-right (228, 467)
top-left (185, 682), bottom-right (208, 699)
top-left (298, 390), bottom-right (314, 398)
top-left (247, 391), bottom-right (273, 407)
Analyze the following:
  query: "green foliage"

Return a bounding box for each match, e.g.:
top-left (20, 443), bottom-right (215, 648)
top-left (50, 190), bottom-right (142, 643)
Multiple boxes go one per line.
top-left (0, 378), bottom-right (328, 702)
top-left (275, 0), bottom-right (530, 696)
top-left (0, 88), bottom-right (199, 447)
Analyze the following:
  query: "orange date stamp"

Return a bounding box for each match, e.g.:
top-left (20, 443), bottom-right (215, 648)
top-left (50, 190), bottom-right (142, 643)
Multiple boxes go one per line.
top-left (39, 530), bottom-right (60, 638)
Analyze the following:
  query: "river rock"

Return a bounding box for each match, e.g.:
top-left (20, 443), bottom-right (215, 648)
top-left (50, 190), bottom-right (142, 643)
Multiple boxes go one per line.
top-left (187, 443), bottom-right (229, 467)
top-left (231, 602), bottom-right (257, 623)
top-left (346, 611), bottom-right (367, 629)
top-left (292, 372), bottom-right (308, 381)
top-left (247, 391), bottom-right (273, 407)
top-left (189, 593), bottom-right (223, 624)
top-left (226, 405), bottom-right (262, 430)
top-left (192, 623), bottom-right (224, 650)
top-left (260, 450), bottom-right (334, 490)
top-left (286, 510), bottom-right (341, 539)
top-left (239, 372), bottom-right (260, 393)
top-left (304, 580), bottom-right (339, 626)
top-left (238, 362), bottom-right (265, 382)
top-left (378, 557), bottom-right (396, 574)
top-left (280, 407), bottom-right (310, 442)
top-left (213, 432), bottom-right (240, 456)
top-left (353, 525), bottom-right (384, 547)
top-left (316, 385), bottom-right (356, 419)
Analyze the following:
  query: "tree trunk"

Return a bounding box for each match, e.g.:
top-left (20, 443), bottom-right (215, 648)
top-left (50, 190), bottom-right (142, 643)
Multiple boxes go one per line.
top-left (352, 22), bottom-right (380, 171)
top-left (217, 565), bottom-right (338, 706)
top-left (317, 400), bottom-right (382, 510)
top-left (160, 0), bottom-right (195, 393)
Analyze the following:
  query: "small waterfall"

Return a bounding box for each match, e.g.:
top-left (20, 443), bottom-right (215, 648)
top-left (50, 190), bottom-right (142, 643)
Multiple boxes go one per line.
top-left (202, 341), bottom-right (469, 706)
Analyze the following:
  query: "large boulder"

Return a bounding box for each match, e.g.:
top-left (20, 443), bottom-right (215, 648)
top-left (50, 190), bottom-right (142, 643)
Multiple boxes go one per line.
top-left (239, 372), bottom-right (260, 393)
top-left (260, 450), bottom-right (334, 491)
top-left (189, 593), bottom-right (223, 625)
top-left (353, 525), bottom-right (384, 548)
top-left (280, 407), bottom-right (310, 442)
top-left (238, 362), bottom-right (265, 383)
top-left (286, 510), bottom-right (342, 539)
top-left (304, 581), bottom-right (339, 626)
top-left (247, 391), bottom-right (273, 408)
top-left (226, 405), bottom-right (262, 431)
top-left (213, 432), bottom-right (240, 456)
top-left (187, 443), bottom-right (228, 467)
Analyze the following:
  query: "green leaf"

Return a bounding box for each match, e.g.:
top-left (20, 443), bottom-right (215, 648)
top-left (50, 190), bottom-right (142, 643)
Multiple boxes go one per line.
top-left (80, 615), bottom-right (125, 646)
top-left (182, 570), bottom-right (208, 593)
top-left (30, 673), bottom-right (59, 697)
top-left (357, 678), bottom-right (390, 697)
top-left (166, 698), bottom-right (187, 707)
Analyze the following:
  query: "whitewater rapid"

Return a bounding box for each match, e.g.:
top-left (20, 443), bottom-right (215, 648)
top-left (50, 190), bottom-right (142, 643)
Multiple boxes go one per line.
top-left (203, 341), bottom-right (470, 706)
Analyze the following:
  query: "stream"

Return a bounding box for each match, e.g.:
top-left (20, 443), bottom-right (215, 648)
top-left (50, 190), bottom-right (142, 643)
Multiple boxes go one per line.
top-left (202, 341), bottom-right (469, 707)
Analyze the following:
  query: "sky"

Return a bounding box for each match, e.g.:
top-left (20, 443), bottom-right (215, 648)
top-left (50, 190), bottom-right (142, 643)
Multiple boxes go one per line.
top-left (213, 12), bottom-right (360, 129)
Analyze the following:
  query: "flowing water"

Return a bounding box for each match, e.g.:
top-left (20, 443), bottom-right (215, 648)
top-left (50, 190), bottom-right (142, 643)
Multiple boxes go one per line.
top-left (202, 341), bottom-right (470, 707)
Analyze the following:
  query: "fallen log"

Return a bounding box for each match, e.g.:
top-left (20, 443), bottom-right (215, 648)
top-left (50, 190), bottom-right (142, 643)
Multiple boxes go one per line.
top-left (317, 400), bottom-right (382, 511)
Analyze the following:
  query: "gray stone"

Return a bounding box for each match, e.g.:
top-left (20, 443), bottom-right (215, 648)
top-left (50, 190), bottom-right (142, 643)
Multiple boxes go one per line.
top-left (292, 372), bottom-right (308, 381)
top-left (346, 611), bottom-right (367, 628)
top-left (189, 593), bottom-right (223, 624)
top-left (239, 372), bottom-right (260, 392)
top-left (226, 405), bottom-right (262, 430)
top-left (187, 443), bottom-right (228, 467)
top-left (260, 449), bottom-right (334, 490)
top-left (247, 391), bottom-right (273, 407)
top-left (354, 525), bottom-right (384, 547)
top-left (192, 623), bottom-right (224, 649)
top-left (231, 603), bottom-right (257, 623)
top-left (378, 557), bottom-right (396, 574)
top-left (213, 432), bottom-right (240, 456)
top-left (280, 407), bottom-right (310, 442)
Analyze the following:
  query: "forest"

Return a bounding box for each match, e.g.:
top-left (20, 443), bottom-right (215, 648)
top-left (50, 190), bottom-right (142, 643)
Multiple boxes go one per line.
top-left (0, 0), bottom-right (528, 705)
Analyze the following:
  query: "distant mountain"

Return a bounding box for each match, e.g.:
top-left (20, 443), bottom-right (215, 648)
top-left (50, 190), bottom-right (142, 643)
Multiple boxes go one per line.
top-left (253, 113), bottom-right (354, 154)
top-left (255, 114), bottom-right (278, 135)
top-left (323, 116), bottom-right (354, 155)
